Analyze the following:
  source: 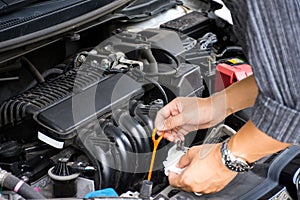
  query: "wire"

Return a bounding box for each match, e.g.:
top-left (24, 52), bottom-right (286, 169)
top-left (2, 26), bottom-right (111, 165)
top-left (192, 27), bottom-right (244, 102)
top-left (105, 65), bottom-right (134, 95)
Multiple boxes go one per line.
top-left (0, 77), bottom-right (19, 82)
top-left (180, 5), bottom-right (190, 14)
top-left (216, 46), bottom-right (244, 57)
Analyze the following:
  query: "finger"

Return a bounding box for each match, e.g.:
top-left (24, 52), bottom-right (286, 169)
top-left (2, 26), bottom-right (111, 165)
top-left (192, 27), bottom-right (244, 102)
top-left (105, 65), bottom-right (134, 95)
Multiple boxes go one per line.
top-left (170, 129), bottom-right (184, 143)
top-left (174, 131), bottom-right (185, 142)
top-left (177, 152), bottom-right (192, 168)
top-left (155, 105), bottom-right (175, 130)
top-left (156, 130), bottom-right (163, 136)
top-left (169, 171), bottom-right (193, 192)
top-left (168, 172), bottom-right (183, 188)
top-left (158, 131), bottom-right (187, 142)
top-left (155, 108), bottom-right (170, 130)
top-left (157, 129), bottom-right (171, 136)
top-left (155, 99), bottom-right (183, 130)
top-left (198, 122), bottom-right (213, 130)
top-left (171, 108), bottom-right (180, 117)
top-left (158, 130), bottom-right (176, 142)
top-left (164, 114), bottom-right (185, 130)
top-left (165, 133), bottom-right (175, 142)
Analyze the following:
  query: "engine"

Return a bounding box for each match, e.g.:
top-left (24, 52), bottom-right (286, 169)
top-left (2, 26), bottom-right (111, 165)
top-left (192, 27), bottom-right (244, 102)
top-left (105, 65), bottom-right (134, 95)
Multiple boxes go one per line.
top-left (0, 27), bottom-right (207, 198)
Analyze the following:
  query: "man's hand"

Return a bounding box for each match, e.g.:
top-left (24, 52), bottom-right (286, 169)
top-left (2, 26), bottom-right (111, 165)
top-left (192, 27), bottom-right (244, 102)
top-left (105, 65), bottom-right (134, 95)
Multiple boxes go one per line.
top-left (168, 121), bottom-right (291, 194)
top-left (154, 75), bottom-right (258, 142)
top-left (155, 97), bottom-right (226, 142)
top-left (168, 143), bottom-right (237, 193)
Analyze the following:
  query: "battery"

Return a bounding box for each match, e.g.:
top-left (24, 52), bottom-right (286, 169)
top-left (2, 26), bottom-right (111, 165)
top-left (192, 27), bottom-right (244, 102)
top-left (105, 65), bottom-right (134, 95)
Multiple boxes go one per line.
top-left (214, 60), bottom-right (253, 92)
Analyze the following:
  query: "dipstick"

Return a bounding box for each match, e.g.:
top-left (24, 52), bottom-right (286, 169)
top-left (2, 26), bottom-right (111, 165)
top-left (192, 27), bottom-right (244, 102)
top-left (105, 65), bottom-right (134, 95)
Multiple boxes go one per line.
top-left (147, 128), bottom-right (164, 181)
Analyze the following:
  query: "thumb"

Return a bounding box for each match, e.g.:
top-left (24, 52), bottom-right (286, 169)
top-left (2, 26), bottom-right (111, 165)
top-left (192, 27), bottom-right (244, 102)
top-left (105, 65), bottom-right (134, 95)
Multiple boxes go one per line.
top-left (164, 114), bottom-right (184, 130)
top-left (177, 153), bottom-right (192, 168)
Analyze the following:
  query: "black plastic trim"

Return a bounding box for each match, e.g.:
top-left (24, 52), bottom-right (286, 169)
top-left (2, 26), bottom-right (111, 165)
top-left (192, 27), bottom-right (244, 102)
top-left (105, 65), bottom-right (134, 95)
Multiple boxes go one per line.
top-left (0, 0), bottom-right (131, 52)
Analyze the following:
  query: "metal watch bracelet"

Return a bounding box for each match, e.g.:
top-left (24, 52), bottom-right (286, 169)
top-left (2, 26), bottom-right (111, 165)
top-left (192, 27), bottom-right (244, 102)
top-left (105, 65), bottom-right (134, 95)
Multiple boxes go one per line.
top-left (221, 138), bottom-right (254, 172)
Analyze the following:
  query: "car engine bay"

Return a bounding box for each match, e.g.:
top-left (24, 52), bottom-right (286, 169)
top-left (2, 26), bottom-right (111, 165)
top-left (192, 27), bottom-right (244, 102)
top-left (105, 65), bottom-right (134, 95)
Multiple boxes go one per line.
top-left (0, 0), bottom-right (299, 199)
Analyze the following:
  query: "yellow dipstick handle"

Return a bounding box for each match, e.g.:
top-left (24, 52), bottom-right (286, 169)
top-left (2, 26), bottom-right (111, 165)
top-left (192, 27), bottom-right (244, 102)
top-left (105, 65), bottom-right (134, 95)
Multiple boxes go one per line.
top-left (148, 128), bottom-right (164, 181)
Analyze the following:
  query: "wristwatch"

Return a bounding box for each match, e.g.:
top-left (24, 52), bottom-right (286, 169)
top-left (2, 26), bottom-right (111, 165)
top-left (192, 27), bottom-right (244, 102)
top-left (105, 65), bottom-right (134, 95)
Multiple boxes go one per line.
top-left (221, 138), bottom-right (254, 172)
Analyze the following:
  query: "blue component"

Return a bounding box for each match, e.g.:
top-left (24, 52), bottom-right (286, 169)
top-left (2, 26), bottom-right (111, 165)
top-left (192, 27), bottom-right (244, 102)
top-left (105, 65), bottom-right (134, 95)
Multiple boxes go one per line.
top-left (84, 188), bottom-right (118, 198)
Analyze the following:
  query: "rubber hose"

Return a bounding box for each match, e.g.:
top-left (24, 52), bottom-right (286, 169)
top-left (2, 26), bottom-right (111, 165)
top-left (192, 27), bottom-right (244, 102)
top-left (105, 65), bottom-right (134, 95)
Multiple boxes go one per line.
top-left (21, 57), bottom-right (45, 83)
top-left (25, 68), bottom-right (64, 91)
top-left (2, 172), bottom-right (45, 199)
top-left (140, 48), bottom-right (158, 74)
top-left (144, 47), bottom-right (180, 76)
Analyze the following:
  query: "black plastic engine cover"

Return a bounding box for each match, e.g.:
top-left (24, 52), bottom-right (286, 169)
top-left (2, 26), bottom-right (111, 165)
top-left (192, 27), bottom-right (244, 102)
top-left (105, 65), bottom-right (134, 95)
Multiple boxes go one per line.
top-left (35, 73), bottom-right (144, 139)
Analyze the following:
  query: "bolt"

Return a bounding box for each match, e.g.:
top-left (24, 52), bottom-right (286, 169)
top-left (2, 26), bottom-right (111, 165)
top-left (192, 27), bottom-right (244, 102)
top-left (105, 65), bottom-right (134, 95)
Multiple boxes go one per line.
top-left (101, 59), bottom-right (111, 69)
top-left (21, 176), bottom-right (29, 182)
top-left (91, 60), bottom-right (99, 68)
top-left (153, 99), bottom-right (164, 106)
top-left (89, 50), bottom-right (98, 55)
top-left (65, 33), bottom-right (80, 41)
top-left (78, 55), bottom-right (86, 63)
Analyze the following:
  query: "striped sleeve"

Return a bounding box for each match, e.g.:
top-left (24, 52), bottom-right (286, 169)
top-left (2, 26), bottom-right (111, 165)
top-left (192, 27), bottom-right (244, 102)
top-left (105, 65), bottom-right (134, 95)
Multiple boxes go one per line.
top-left (224, 0), bottom-right (300, 144)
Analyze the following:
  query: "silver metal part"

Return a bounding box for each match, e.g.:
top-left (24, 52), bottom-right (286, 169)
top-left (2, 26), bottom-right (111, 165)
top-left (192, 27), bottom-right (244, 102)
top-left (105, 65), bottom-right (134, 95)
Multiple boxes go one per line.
top-left (176, 140), bottom-right (184, 151)
top-left (118, 56), bottom-right (144, 70)
top-left (0, 168), bottom-right (9, 187)
top-left (269, 187), bottom-right (292, 200)
top-left (101, 58), bottom-right (111, 69)
top-left (48, 167), bottom-right (80, 181)
top-left (121, 191), bottom-right (140, 198)
top-left (203, 124), bottom-right (236, 144)
top-left (293, 168), bottom-right (300, 190)
top-left (77, 55), bottom-right (87, 63)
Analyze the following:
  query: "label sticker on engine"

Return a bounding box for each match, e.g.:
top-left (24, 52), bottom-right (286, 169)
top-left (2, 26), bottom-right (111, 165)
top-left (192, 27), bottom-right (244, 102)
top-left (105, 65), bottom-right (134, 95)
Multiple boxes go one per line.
top-left (38, 131), bottom-right (64, 149)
